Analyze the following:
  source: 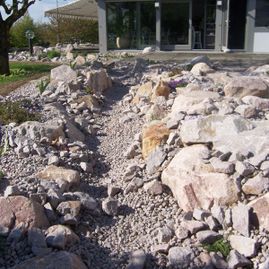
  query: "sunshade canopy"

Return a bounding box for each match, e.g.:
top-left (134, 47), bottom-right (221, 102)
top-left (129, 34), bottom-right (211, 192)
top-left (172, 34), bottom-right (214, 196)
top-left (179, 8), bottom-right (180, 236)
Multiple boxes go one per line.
top-left (45, 0), bottom-right (98, 20)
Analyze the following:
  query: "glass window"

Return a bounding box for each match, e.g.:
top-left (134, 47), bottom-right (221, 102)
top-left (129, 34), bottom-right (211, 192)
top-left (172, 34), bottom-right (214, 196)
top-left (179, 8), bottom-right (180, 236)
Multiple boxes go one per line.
top-left (107, 2), bottom-right (137, 49)
top-left (106, 2), bottom-right (156, 50)
top-left (161, 2), bottom-right (189, 46)
top-left (256, 0), bottom-right (269, 27)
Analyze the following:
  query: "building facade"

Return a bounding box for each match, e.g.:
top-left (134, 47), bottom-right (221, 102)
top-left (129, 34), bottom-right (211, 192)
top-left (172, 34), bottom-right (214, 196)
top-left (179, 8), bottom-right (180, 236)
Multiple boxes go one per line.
top-left (97, 0), bottom-right (269, 53)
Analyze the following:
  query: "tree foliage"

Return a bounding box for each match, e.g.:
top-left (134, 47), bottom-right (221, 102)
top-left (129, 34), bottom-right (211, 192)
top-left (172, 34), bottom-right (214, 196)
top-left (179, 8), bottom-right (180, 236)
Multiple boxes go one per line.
top-left (10, 13), bottom-right (36, 47)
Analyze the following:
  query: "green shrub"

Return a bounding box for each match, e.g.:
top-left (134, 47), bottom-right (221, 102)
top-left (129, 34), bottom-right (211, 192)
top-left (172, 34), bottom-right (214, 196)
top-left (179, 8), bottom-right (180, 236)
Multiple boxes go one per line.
top-left (203, 238), bottom-right (231, 258)
top-left (0, 100), bottom-right (39, 125)
top-left (0, 170), bottom-right (4, 179)
top-left (46, 50), bottom-right (61, 59)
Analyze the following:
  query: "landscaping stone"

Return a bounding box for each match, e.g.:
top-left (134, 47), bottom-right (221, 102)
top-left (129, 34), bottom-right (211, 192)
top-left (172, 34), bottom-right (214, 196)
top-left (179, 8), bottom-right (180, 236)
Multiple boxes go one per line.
top-left (224, 76), bottom-right (269, 98)
top-left (229, 235), bottom-right (257, 257)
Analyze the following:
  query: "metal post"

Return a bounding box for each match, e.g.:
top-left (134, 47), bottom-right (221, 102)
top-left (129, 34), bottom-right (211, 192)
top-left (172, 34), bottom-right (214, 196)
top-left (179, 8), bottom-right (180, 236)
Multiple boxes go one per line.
top-left (29, 39), bottom-right (33, 55)
top-left (56, 0), bottom-right (60, 44)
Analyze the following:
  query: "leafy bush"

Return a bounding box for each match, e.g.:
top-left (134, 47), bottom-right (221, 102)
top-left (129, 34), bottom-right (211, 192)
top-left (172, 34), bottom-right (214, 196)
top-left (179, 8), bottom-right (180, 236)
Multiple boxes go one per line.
top-left (203, 239), bottom-right (231, 258)
top-left (0, 170), bottom-right (4, 179)
top-left (0, 100), bottom-right (39, 125)
top-left (46, 50), bottom-right (61, 59)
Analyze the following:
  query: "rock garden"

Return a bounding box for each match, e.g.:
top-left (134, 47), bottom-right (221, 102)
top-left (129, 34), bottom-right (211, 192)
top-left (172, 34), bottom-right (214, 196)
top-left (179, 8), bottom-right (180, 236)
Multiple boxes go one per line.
top-left (1, 53), bottom-right (269, 269)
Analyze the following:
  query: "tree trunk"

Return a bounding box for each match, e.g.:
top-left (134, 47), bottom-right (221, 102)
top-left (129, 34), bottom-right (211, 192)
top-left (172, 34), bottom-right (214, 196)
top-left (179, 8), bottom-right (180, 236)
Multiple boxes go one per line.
top-left (0, 25), bottom-right (10, 76)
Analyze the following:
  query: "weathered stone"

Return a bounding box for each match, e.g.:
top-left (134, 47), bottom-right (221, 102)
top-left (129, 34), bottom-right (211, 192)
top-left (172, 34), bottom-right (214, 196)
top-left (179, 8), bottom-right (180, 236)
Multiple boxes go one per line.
top-left (196, 230), bottom-right (222, 244)
top-left (235, 161), bottom-right (255, 177)
top-left (102, 197), bottom-right (119, 216)
top-left (227, 250), bottom-right (252, 269)
top-left (151, 244), bottom-right (170, 254)
top-left (51, 65), bottom-right (77, 83)
top-left (74, 55), bottom-right (86, 66)
top-left (175, 226), bottom-right (189, 241)
top-left (235, 104), bottom-right (257, 118)
top-left (14, 120), bottom-right (65, 145)
top-left (229, 235), bottom-right (257, 257)
top-left (127, 249), bottom-right (146, 269)
top-left (211, 253), bottom-right (228, 269)
top-left (36, 165), bottom-right (80, 186)
top-left (168, 246), bottom-right (192, 267)
top-left (144, 180), bottom-right (163, 196)
top-left (224, 76), bottom-right (269, 98)
top-left (248, 193), bottom-right (269, 231)
top-left (180, 115), bottom-right (253, 145)
top-left (0, 196), bottom-right (49, 230)
top-left (86, 69), bottom-right (112, 96)
top-left (210, 157), bottom-right (235, 174)
top-left (66, 52), bottom-right (74, 61)
top-left (146, 103), bottom-right (167, 121)
top-left (146, 147), bottom-right (167, 175)
top-left (46, 225), bottom-right (80, 249)
top-left (242, 95), bottom-right (269, 110)
top-left (242, 173), bottom-right (269, 195)
top-left (171, 91), bottom-right (220, 118)
top-left (232, 204), bottom-right (250, 237)
top-left (74, 95), bottom-right (99, 112)
top-left (4, 185), bottom-right (20, 197)
top-left (132, 81), bottom-right (153, 104)
top-left (181, 220), bottom-right (208, 234)
top-left (158, 226), bottom-right (173, 243)
top-left (57, 201), bottom-right (81, 218)
top-left (11, 251), bottom-right (87, 269)
top-left (107, 185), bottom-right (121, 197)
top-left (161, 145), bottom-right (239, 211)
top-left (211, 204), bottom-right (225, 224)
top-left (205, 216), bottom-right (219, 231)
top-left (191, 62), bottom-right (214, 76)
top-left (193, 208), bottom-right (211, 221)
top-left (142, 122), bottom-right (170, 159)
top-left (152, 80), bottom-right (170, 100)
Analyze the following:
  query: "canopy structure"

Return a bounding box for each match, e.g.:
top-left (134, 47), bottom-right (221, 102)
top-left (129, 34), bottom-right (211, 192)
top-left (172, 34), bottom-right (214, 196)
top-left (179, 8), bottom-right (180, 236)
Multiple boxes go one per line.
top-left (45, 0), bottom-right (98, 20)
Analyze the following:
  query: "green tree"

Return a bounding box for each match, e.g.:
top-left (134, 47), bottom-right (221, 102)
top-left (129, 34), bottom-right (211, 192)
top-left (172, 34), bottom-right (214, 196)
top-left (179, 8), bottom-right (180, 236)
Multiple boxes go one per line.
top-left (10, 13), bottom-right (36, 48)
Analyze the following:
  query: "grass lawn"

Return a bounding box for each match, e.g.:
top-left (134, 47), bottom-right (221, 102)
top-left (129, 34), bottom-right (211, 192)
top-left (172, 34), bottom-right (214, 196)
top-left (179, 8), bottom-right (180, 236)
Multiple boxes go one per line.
top-left (0, 61), bottom-right (57, 96)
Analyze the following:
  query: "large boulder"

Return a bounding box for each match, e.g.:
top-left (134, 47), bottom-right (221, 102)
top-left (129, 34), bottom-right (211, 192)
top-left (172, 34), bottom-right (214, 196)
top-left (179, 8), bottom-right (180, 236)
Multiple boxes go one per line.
top-left (248, 193), bottom-right (269, 231)
top-left (161, 145), bottom-right (238, 211)
top-left (170, 91), bottom-right (220, 117)
top-left (14, 120), bottom-right (65, 145)
top-left (11, 251), bottom-right (87, 269)
top-left (142, 122), bottom-right (170, 159)
top-left (180, 115), bottom-right (253, 145)
top-left (36, 165), bottom-right (80, 186)
top-left (86, 69), bottom-right (112, 96)
top-left (51, 65), bottom-right (77, 83)
top-left (224, 76), bottom-right (269, 98)
top-left (0, 196), bottom-right (49, 231)
top-left (190, 62), bottom-right (214, 76)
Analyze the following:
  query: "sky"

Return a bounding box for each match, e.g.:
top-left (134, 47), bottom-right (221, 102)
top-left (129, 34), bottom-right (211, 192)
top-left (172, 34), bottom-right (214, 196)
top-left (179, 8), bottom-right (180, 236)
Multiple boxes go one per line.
top-left (0, 0), bottom-right (73, 22)
top-left (28, 0), bottom-right (72, 22)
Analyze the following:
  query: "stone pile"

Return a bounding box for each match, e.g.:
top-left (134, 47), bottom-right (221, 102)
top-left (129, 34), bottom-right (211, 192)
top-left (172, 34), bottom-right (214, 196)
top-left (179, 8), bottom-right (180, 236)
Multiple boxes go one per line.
top-left (1, 56), bottom-right (269, 269)
top-left (121, 59), bottom-right (269, 268)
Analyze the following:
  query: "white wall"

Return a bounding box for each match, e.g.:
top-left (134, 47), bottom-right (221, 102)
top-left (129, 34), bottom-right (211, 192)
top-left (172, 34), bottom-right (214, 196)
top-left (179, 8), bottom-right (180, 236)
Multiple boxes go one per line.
top-left (253, 32), bottom-right (269, 52)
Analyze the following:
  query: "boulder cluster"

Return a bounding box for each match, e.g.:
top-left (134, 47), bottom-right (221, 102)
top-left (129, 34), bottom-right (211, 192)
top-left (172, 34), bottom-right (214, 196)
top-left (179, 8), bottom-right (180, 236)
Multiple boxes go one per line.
top-left (1, 55), bottom-right (269, 269)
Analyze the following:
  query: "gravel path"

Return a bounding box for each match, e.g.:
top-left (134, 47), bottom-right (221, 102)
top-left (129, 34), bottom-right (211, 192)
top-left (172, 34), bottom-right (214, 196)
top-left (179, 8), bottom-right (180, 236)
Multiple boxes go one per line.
top-left (68, 67), bottom-right (187, 269)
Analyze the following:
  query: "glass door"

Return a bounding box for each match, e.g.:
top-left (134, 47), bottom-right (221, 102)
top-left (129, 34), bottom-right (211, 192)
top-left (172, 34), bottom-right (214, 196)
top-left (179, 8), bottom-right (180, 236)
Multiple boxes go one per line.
top-left (161, 0), bottom-right (192, 50)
